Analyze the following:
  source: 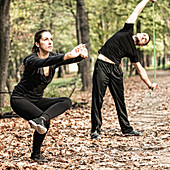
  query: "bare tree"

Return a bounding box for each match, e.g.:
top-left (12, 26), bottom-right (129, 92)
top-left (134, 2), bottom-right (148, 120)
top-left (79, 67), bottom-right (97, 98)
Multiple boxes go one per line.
top-left (0, 0), bottom-right (11, 108)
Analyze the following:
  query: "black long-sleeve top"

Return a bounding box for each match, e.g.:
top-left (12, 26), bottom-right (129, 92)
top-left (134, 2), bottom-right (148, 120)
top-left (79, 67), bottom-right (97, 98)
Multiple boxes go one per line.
top-left (12, 52), bottom-right (84, 102)
top-left (98, 23), bottom-right (139, 64)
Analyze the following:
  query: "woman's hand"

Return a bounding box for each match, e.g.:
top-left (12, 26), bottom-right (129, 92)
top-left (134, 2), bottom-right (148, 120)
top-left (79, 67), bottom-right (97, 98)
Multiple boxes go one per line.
top-left (64, 44), bottom-right (88, 60)
top-left (79, 44), bottom-right (88, 59)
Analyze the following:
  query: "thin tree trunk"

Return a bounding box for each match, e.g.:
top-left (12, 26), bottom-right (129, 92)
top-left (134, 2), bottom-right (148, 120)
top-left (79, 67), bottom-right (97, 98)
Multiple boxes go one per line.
top-left (6, 78), bottom-right (12, 95)
top-left (76, 14), bottom-right (81, 44)
top-left (135, 20), bottom-right (144, 75)
top-left (146, 54), bottom-right (150, 67)
top-left (0, 0), bottom-right (11, 109)
top-left (76, 14), bottom-right (81, 74)
top-left (58, 66), bottom-right (65, 78)
top-left (76, 0), bottom-right (91, 91)
top-left (162, 34), bottom-right (166, 69)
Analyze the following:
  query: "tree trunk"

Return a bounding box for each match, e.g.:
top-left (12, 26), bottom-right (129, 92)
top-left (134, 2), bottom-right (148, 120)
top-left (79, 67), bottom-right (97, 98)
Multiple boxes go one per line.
top-left (146, 54), bottom-right (150, 67)
top-left (58, 66), bottom-right (65, 78)
top-left (76, 13), bottom-right (81, 44)
top-left (76, 10), bottom-right (81, 75)
top-left (64, 65), bottom-right (69, 74)
top-left (6, 78), bottom-right (12, 95)
top-left (14, 56), bottom-right (19, 82)
top-left (129, 64), bottom-right (135, 77)
top-left (162, 34), bottom-right (166, 69)
top-left (76, 0), bottom-right (91, 91)
top-left (0, 0), bottom-right (11, 109)
top-left (135, 20), bottom-right (144, 75)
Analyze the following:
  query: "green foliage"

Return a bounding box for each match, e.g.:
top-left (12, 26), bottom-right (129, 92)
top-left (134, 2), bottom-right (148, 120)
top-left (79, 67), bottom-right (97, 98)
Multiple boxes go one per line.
top-left (0, 105), bottom-right (13, 114)
top-left (44, 74), bottom-right (82, 98)
top-left (86, 0), bottom-right (170, 58)
top-left (9, 0), bottom-right (170, 78)
top-left (10, 0), bottom-right (77, 69)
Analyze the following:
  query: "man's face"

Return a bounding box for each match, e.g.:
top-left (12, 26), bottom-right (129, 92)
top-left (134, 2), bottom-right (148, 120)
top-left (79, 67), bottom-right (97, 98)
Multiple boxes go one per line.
top-left (136, 33), bottom-right (150, 46)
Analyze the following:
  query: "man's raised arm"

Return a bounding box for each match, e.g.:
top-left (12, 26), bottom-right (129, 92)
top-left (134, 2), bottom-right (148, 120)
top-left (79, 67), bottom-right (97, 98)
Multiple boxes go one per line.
top-left (126, 0), bottom-right (156, 24)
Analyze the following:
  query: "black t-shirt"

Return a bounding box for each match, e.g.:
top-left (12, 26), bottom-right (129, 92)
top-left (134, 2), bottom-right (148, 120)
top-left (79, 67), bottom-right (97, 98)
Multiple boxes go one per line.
top-left (12, 52), bottom-right (83, 102)
top-left (98, 23), bottom-right (139, 64)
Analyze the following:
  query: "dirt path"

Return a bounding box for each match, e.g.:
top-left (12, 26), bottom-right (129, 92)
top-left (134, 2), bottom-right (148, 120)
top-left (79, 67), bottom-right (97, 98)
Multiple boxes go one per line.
top-left (0, 70), bottom-right (169, 169)
top-left (123, 70), bottom-right (170, 168)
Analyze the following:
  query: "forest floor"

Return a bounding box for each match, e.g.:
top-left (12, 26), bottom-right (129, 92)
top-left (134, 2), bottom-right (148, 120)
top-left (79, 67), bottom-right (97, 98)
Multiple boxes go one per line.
top-left (0, 70), bottom-right (170, 169)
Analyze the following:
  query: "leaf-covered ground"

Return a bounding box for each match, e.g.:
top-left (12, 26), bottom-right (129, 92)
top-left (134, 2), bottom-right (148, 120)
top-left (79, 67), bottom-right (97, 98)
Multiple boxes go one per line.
top-left (0, 70), bottom-right (170, 169)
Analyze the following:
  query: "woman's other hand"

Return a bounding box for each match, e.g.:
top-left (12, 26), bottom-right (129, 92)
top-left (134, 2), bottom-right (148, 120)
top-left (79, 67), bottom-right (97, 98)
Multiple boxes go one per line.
top-left (64, 44), bottom-right (88, 60)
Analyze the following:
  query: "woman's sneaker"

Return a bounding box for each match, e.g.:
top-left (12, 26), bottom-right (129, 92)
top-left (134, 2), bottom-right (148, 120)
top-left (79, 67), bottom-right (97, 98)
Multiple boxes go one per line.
top-left (31, 153), bottom-right (48, 162)
top-left (29, 117), bottom-right (47, 134)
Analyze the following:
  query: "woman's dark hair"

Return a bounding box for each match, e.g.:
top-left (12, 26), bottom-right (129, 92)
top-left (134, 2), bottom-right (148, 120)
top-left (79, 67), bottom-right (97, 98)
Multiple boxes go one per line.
top-left (32, 29), bottom-right (50, 53)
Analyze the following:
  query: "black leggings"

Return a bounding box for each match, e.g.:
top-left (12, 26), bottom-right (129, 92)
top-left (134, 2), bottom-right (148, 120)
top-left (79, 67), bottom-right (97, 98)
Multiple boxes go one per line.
top-left (10, 96), bottom-right (72, 154)
top-left (91, 59), bottom-right (133, 134)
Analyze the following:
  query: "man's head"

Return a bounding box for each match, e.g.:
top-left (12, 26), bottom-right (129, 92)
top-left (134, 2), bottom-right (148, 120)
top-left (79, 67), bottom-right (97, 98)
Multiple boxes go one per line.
top-left (133, 33), bottom-right (151, 46)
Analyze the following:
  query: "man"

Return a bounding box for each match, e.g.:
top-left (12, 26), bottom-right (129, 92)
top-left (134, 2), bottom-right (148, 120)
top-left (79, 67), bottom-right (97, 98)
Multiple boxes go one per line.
top-left (91, 0), bottom-right (158, 139)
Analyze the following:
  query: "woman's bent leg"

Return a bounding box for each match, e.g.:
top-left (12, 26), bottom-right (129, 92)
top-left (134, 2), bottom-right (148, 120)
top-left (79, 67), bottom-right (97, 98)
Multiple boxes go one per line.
top-left (10, 96), bottom-right (43, 121)
top-left (35, 97), bottom-right (72, 121)
top-left (10, 96), bottom-right (49, 161)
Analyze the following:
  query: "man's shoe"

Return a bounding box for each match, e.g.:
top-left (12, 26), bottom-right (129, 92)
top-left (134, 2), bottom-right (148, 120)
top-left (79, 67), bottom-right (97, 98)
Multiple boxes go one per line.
top-left (29, 117), bottom-right (47, 134)
top-left (91, 131), bottom-right (101, 140)
top-left (122, 130), bottom-right (142, 136)
top-left (31, 153), bottom-right (48, 162)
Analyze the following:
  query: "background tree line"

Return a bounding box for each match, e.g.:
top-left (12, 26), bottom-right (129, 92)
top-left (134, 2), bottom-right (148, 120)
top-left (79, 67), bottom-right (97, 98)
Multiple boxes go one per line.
top-left (0, 0), bottom-right (169, 108)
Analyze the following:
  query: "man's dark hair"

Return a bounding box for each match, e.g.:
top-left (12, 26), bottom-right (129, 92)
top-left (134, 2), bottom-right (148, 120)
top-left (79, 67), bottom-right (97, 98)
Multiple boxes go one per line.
top-left (135, 33), bottom-right (151, 46)
top-left (143, 34), bottom-right (151, 46)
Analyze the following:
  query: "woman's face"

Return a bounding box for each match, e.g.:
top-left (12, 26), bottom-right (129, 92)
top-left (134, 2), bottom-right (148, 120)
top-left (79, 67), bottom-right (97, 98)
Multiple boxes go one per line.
top-left (36, 31), bottom-right (53, 53)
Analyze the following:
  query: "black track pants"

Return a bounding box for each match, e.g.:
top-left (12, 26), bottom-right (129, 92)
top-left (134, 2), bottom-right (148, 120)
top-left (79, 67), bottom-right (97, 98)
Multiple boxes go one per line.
top-left (10, 96), bottom-right (72, 154)
top-left (91, 59), bottom-right (133, 134)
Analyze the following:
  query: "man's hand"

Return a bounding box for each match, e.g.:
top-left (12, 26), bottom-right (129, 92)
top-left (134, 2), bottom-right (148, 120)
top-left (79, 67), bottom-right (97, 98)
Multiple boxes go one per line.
top-left (150, 0), bottom-right (156, 2)
top-left (133, 62), bottom-right (158, 91)
top-left (149, 82), bottom-right (158, 90)
top-left (126, 0), bottom-right (157, 24)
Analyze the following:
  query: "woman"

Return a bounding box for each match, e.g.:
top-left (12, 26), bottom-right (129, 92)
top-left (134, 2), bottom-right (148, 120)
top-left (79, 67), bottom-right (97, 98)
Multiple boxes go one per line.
top-left (10, 29), bottom-right (88, 162)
